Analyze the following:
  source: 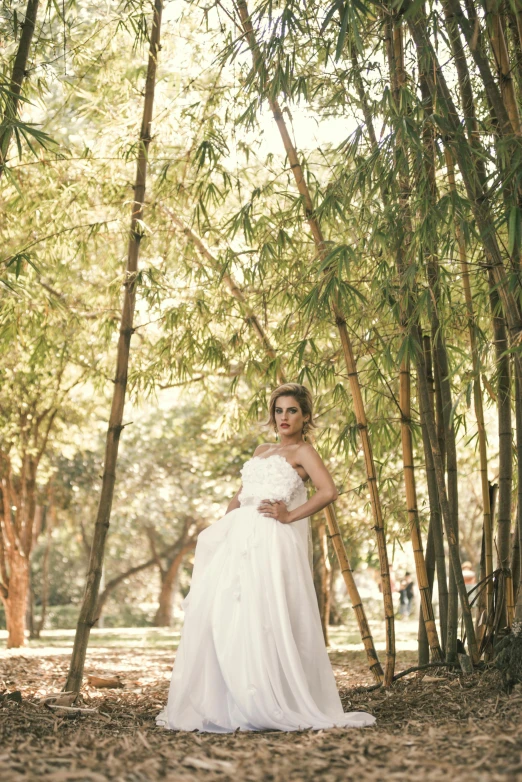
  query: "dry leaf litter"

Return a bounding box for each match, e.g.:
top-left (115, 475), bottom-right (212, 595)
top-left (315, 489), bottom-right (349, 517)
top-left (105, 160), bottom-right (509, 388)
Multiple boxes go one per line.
top-left (1, 645), bottom-right (521, 781)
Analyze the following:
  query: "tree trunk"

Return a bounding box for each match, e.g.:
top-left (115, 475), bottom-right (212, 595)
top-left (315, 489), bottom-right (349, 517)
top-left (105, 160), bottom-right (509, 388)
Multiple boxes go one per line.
top-left (65, 1), bottom-right (163, 694)
top-left (154, 543), bottom-right (195, 627)
top-left (236, 0), bottom-right (395, 684)
top-left (0, 0), bottom-right (40, 177)
top-left (32, 500), bottom-right (55, 639)
top-left (2, 549), bottom-right (29, 648)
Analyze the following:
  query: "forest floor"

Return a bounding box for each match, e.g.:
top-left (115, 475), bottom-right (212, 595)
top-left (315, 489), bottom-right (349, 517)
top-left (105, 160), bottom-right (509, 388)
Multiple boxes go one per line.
top-left (1, 625), bottom-right (521, 782)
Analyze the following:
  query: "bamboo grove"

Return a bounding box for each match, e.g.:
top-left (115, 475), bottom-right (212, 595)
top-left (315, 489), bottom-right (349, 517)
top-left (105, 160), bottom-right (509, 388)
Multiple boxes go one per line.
top-left (1, 0), bottom-right (522, 688)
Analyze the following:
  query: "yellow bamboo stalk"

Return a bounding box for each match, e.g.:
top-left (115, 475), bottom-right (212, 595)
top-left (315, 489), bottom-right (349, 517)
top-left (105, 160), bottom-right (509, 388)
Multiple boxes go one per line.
top-left (64, 0), bottom-right (164, 693)
top-left (235, 0), bottom-right (395, 685)
top-left (323, 505), bottom-right (383, 682)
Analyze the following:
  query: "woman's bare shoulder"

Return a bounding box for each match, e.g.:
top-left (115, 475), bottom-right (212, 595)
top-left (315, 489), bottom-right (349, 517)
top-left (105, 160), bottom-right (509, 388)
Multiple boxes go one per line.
top-left (296, 444), bottom-right (330, 474)
top-left (295, 442), bottom-right (320, 462)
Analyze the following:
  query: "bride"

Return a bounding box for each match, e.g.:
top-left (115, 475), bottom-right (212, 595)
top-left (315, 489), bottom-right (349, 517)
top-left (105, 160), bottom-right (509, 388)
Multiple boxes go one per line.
top-left (156, 383), bottom-right (375, 732)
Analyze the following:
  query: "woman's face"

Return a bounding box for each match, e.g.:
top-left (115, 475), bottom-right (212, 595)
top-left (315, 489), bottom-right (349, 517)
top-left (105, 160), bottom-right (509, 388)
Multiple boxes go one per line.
top-left (274, 395), bottom-right (308, 437)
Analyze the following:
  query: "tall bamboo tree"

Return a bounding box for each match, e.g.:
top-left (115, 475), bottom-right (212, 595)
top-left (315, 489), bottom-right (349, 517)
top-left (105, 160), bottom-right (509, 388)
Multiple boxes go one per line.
top-left (65, 0), bottom-right (164, 693)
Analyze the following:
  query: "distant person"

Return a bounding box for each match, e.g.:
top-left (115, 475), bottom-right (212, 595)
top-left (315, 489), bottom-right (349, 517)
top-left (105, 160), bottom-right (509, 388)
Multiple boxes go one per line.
top-left (398, 572), bottom-right (414, 618)
top-left (462, 561), bottom-right (476, 594)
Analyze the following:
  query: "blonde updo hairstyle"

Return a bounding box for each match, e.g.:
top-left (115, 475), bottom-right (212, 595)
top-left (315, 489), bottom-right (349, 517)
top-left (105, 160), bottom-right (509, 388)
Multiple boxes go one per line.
top-left (267, 383), bottom-right (316, 438)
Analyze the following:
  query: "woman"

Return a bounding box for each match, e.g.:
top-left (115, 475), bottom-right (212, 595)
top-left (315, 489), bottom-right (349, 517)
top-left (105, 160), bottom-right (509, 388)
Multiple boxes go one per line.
top-left (156, 383), bottom-right (375, 732)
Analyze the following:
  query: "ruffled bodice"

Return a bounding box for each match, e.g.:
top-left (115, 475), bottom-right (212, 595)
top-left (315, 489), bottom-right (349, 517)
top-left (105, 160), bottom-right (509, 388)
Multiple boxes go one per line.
top-left (238, 454), bottom-right (306, 508)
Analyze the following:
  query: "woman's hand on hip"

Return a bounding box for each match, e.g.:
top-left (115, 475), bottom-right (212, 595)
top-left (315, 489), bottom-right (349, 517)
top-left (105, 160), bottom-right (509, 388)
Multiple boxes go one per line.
top-left (257, 499), bottom-right (291, 523)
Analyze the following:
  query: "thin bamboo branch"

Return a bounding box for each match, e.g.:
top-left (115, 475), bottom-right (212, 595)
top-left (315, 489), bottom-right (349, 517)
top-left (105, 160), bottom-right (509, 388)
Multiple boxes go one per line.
top-left (161, 206), bottom-right (283, 382)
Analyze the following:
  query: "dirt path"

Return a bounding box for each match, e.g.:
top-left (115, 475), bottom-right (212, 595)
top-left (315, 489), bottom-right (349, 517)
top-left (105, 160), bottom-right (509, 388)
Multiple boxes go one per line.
top-left (1, 644), bottom-right (521, 781)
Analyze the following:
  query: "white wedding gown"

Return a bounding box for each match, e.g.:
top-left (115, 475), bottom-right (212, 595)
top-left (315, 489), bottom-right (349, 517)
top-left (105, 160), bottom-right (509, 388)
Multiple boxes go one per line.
top-left (156, 454), bottom-right (375, 732)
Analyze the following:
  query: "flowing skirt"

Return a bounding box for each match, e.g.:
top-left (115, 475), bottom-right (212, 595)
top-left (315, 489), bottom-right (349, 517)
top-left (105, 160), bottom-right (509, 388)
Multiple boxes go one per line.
top-left (156, 505), bottom-right (376, 732)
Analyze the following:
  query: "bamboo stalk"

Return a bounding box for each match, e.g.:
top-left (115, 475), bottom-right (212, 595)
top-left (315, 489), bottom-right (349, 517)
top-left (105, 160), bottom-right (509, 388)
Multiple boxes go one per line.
top-left (421, 337), bottom-right (449, 649)
top-left (427, 268), bottom-right (459, 661)
top-left (235, 0), bottom-right (395, 684)
top-left (0, 0), bottom-right (40, 178)
top-left (515, 366), bottom-right (522, 606)
top-left (415, 326), bottom-right (480, 664)
top-left (440, 15), bottom-right (495, 621)
top-left (64, 0), bottom-right (163, 694)
top-left (489, 273), bottom-right (513, 628)
top-left (484, 0), bottom-right (522, 134)
top-left (418, 516), bottom-right (436, 664)
top-left (444, 151), bottom-right (494, 618)
top-left (313, 516), bottom-right (331, 646)
top-left (406, 3), bottom-right (522, 345)
top-left (356, 29), bottom-right (442, 663)
top-left (323, 504), bottom-right (383, 681)
top-left (399, 350), bottom-right (442, 660)
top-left (443, 0), bottom-right (514, 136)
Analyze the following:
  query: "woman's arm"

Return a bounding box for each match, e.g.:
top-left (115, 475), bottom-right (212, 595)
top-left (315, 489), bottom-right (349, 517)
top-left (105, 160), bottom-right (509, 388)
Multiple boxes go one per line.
top-left (258, 444), bottom-right (338, 524)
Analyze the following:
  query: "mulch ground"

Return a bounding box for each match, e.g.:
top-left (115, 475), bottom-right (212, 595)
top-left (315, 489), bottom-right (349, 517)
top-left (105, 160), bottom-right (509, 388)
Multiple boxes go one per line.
top-left (1, 646), bottom-right (521, 781)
